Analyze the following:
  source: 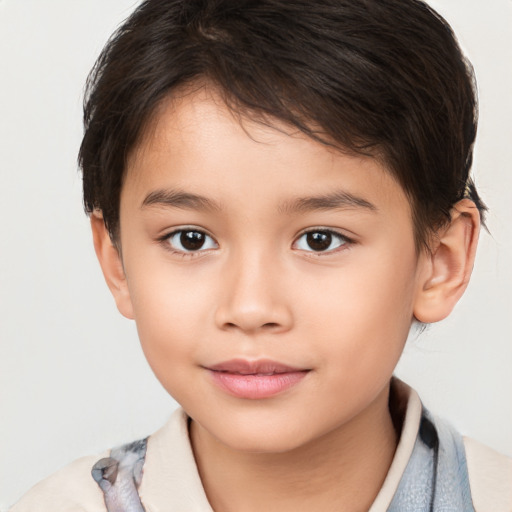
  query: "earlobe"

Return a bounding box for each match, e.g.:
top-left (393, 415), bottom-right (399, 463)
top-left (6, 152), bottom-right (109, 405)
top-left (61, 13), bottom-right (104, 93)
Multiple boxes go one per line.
top-left (413, 199), bottom-right (480, 324)
top-left (90, 211), bottom-right (134, 320)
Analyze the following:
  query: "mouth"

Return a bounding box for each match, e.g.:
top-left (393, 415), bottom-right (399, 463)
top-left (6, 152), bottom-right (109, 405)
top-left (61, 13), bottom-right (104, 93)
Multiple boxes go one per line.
top-left (204, 359), bottom-right (311, 399)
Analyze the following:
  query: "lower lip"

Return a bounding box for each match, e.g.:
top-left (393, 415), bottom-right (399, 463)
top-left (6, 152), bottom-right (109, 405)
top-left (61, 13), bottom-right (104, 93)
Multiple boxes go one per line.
top-left (208, 370), bottom-right (309, 399)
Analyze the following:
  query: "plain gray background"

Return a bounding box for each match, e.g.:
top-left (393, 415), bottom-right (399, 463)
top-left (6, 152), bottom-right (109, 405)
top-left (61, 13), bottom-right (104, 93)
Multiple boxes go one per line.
top-left (1, 0), bottom-right (511, 509)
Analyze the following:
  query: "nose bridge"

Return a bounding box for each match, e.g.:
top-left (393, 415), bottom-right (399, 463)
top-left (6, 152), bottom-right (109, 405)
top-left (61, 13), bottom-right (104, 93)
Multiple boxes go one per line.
top-left (215, 241), bottom-right (292, 334)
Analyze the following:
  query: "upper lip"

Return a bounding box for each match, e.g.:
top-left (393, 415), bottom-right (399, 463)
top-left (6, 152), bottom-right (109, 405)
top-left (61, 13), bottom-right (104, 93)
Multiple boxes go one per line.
top-left (206, 359), bottom-right (308, 375)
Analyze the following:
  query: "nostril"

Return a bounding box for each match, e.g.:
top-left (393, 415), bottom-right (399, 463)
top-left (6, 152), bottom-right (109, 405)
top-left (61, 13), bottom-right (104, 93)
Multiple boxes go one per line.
top-left (223, 321), bottom-right (280, 331)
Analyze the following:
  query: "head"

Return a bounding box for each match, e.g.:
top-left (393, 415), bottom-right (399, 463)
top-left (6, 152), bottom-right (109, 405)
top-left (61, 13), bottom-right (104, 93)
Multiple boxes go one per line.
top-left (80, 0), bottom-right (486, 252)
top-left (83, 0), bottom-right (483, 452)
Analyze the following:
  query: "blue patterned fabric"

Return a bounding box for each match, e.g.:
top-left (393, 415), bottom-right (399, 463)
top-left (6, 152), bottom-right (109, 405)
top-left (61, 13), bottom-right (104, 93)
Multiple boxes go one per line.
top-left (91, 438), bottom-right (148, 512)
top-left (387, 408), bottom-right (474, 511)
top-left (91, 407), bottom-right (475, 511)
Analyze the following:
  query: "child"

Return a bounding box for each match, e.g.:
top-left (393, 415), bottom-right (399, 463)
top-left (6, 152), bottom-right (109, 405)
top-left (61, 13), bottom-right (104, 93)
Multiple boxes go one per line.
top-left (10, 0), bottom-right (511, 510)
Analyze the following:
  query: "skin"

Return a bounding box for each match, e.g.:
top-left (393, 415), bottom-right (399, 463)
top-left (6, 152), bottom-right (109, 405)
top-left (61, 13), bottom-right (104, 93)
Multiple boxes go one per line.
top-left (92, 85), bottom-right (480, 511)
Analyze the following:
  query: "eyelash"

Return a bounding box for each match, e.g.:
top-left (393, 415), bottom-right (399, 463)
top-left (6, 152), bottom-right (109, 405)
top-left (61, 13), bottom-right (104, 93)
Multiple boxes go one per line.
top-left (293, 228), bottom-right (353, 255)
top-left (158, 227), bottom-right (218, 258)
top-left (158, 227), bottom-right (354, 258)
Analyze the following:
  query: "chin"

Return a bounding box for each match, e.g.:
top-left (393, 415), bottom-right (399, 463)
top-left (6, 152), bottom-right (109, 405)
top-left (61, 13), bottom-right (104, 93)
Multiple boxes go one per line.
top-left (204, 410), bottom-right (321, 454)
top-left (220, 430), bottom-right (308, 454)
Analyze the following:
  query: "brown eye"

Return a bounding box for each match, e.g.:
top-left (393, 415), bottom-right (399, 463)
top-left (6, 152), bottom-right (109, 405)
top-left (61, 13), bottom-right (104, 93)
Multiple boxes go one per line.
top-left (306, 231), bottom-right (332, 251)
top-left (181, 230), bottom-right (205, 250)
top-left (165, 229), bottom-right (217, 252)
top-left (295, 230), bottom-right (348, 252)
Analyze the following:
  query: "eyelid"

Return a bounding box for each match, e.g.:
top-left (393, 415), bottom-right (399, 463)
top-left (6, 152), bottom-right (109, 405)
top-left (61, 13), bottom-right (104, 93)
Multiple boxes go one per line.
top-left (158, 226), bottom-right (219, 256)
top-left (293, 227), bottom-right (354, 254)
top-left (156, 225), bottom-right (354, 257)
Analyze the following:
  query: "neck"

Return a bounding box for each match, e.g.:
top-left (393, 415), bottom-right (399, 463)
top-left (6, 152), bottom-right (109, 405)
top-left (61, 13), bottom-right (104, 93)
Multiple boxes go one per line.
top-left (190, 384), bottom-right (398, 512)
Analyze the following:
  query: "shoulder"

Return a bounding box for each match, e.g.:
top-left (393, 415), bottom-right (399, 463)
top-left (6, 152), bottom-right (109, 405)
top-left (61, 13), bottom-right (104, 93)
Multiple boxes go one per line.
top-left (8, 408), bottom-right (207, 512)
top-left (387, 379), bottom-right (512, 511)
top-left (463, 436), bottom-right (512, 512)
top-left (9, 450), bottom-right (109, 512)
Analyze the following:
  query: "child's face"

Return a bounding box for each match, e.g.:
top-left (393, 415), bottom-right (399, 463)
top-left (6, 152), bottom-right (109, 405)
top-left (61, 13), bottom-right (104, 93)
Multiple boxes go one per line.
top-left (114, 87), bottom-right (427, 452)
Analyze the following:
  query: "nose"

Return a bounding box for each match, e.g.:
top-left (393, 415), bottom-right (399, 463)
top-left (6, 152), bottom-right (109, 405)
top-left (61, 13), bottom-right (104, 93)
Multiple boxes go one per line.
top-left (214, 249), bottom-right (294, 335)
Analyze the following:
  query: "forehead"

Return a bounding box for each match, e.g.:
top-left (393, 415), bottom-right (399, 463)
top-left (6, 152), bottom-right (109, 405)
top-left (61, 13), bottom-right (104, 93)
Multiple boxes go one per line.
top-left (124, 86), bottom-right (412, 223)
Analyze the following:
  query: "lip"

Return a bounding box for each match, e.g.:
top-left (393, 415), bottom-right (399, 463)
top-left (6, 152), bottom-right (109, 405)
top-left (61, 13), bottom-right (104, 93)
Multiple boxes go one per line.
top-left (205, 359), bottom-right (310, 399)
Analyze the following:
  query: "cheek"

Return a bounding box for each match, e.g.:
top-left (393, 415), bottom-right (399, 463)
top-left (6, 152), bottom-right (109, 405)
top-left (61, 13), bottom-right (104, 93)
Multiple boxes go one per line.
top-left (125, 261), bottom-right (216, 375)
top-left (303, 247), bottom-right (417, 370)
top-left (299, 264), bottom-right (415, 421)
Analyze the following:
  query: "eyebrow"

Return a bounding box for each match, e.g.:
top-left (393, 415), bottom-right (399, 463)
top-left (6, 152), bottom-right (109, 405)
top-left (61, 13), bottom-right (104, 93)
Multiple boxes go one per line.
top-left (141, 188), bottom-right (377, 214)
top-left (141, 189), bottom-right (222, 212)
top-left (277, 190), bottom-right (378, 215)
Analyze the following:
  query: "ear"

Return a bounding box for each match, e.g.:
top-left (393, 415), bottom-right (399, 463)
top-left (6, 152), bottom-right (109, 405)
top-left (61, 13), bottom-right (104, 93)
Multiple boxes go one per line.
top-left (90, 211), bottom-right (134, 319)
top-left (413, 199), bottom-right (480, 323)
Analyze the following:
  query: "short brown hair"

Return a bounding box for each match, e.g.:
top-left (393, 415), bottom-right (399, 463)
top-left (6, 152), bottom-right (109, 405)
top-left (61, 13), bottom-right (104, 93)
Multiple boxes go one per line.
top-left (79, 0), bottom-right (486, 250)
